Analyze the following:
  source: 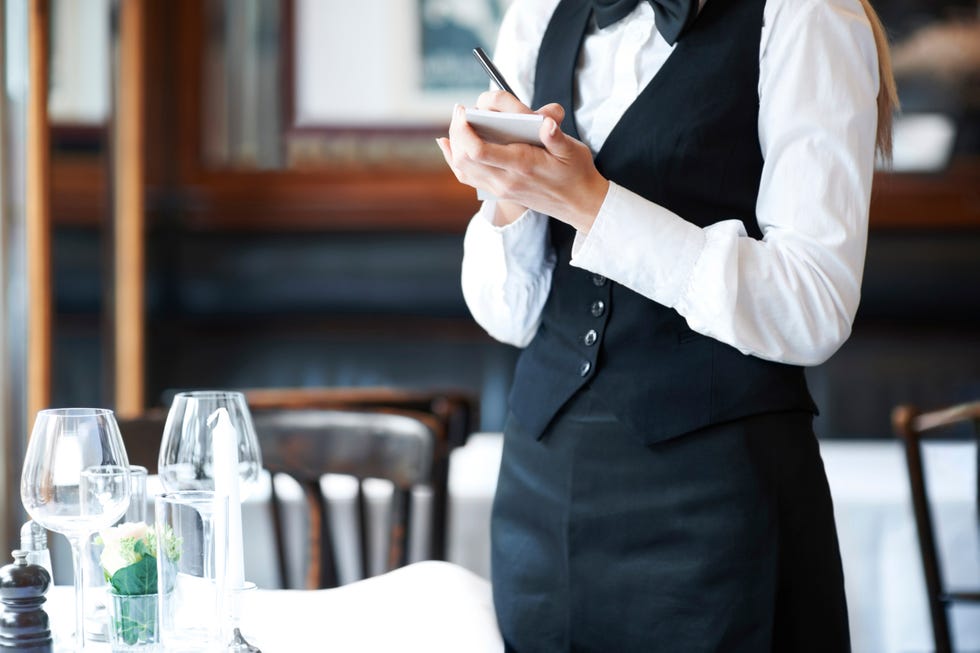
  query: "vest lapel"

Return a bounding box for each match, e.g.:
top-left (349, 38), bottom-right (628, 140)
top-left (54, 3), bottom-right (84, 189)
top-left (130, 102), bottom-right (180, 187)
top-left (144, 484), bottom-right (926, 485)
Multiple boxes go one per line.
top-left (532, 0), bottom-right (591, 143)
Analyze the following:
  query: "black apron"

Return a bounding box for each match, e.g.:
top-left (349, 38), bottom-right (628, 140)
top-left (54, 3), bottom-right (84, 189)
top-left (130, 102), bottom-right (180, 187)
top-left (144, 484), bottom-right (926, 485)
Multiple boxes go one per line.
top-left (491, 390), bottom-right (850, 652)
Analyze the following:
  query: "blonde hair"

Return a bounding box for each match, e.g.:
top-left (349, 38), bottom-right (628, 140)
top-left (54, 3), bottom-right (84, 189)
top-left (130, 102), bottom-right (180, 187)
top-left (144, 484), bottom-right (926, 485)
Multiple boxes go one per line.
top-left (857, 0), bottom-right (900, 162)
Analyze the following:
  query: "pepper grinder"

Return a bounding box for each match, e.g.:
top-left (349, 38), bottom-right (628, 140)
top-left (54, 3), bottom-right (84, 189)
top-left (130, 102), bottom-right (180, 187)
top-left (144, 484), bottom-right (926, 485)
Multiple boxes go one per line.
top-left (0, 550), bottom-right (53, 652)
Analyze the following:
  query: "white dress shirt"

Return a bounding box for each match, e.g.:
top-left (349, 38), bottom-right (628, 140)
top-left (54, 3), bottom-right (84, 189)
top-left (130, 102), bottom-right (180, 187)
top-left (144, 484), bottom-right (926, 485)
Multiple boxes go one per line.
top-left (460, 0), bottom-right (880, 366)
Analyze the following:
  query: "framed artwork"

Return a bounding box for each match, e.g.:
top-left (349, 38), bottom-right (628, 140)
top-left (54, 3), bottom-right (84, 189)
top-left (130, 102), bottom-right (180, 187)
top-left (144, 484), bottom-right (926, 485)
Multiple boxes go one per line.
top-left (48, 0), bottom-right (110, 125)
top-left (291, 0), bottom-right (512, 128)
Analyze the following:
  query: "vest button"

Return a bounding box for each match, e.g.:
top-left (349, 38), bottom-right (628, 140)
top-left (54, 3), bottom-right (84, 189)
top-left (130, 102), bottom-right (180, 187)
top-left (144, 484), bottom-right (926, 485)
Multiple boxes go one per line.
top-left (591, 274), bottom-right (606, 287)
top-left (590, 300), bottom-right (605, 317)
top-left (579, 361), bottom-right (592, 377)
top-left (583, 329), bottom-right (598, 346)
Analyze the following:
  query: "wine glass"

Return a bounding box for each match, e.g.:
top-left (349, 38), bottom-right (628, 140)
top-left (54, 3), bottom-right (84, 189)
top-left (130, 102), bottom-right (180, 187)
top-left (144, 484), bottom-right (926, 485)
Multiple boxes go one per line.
top-left (20, 408), bottom-right (132, 652)
top-left (157, 391), bottom-right (262, 498)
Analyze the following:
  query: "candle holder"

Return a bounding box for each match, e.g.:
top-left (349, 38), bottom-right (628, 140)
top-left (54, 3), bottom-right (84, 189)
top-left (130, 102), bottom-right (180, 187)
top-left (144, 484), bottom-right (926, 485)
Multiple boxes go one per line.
top-left (223, 582), bottom-right (261, 652)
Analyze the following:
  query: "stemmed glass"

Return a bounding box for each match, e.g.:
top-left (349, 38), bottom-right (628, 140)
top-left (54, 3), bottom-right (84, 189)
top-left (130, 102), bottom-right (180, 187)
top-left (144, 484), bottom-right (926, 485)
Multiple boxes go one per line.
top-left (20, 408), bottom-right (132, 652)
top-left (158, 391), bottom-right (262, 649)
top-left (157, 391), bottom-right (262, 497)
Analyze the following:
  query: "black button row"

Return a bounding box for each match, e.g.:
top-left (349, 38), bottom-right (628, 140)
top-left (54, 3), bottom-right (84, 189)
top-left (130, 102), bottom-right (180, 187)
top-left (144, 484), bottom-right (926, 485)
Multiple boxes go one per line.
top-left (580, 274), bottom-right (607, 378)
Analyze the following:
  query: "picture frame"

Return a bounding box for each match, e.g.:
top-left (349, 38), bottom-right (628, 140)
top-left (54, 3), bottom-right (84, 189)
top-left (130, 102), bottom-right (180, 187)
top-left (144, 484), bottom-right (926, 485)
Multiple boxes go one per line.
top-left (290, 0), bottom-right (512, 129)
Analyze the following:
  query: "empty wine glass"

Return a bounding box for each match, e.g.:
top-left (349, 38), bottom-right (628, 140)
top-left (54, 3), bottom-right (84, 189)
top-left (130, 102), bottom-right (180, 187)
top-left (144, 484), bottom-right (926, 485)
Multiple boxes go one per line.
top-left (20, 408), bottom-right (132, 652)
top-left (158, 391), bottom-right (262, 498)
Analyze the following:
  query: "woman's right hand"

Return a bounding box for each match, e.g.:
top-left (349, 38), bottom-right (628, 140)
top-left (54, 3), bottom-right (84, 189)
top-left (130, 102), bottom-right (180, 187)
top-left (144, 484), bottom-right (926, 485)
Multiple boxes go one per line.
top-left (436, 91), bottom-right (565, 227)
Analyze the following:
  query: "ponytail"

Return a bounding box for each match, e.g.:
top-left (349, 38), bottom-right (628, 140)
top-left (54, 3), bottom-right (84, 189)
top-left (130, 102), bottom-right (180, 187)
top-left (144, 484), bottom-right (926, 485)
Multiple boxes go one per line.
top-left (856, 0), bottom-right (900, 163)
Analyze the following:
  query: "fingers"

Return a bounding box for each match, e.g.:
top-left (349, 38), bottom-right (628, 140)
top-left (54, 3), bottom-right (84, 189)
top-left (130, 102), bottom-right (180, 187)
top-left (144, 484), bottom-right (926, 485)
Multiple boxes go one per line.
top-left (448, 105), bottom-right (489, 162)
top-left (448, 105), bottom-right (516, 169)
top-left (436, 137), bottom-right (460, 179)
top-left (440, 106), bottom-right (517, 197)
top-left (475, 90), bottom-right (532, 114)
top-left (535, 103), bottom-right (565, 126)
top-left (538, 117), bottom-right (576, 160)
top-left (439, 103), bottom-right (573, 204)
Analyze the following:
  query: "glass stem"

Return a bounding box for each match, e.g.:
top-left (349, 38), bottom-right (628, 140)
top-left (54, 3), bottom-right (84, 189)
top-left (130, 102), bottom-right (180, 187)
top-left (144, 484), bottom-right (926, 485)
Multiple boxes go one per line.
top-left (68, 536), bottom-right (87, 651)
top-left (202, 518), bottom-right (216, 579)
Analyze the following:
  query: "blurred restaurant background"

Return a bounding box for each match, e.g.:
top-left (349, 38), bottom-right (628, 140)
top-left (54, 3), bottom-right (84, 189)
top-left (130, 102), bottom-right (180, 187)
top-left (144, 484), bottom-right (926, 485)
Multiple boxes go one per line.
top-left (0, 0), bottom-right (977, 650)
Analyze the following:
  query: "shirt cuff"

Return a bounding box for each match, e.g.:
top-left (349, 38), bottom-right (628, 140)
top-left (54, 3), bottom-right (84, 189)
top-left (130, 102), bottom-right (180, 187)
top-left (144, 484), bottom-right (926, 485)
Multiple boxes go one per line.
top-left (472, 201), bottom-right (551, 276)
top-left (570, 182), bottom-right (706, 308)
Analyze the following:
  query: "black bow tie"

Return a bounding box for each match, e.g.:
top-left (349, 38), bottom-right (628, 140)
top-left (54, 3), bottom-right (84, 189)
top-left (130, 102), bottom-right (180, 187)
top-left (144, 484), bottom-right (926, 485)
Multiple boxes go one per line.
top-left (592, 0), bottom-right (698, 44)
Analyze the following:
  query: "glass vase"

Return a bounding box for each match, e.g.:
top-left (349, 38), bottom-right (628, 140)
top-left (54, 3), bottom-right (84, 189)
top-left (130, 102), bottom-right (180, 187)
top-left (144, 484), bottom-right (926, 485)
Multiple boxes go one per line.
top-left (107, 591), bottom-right (159, 650)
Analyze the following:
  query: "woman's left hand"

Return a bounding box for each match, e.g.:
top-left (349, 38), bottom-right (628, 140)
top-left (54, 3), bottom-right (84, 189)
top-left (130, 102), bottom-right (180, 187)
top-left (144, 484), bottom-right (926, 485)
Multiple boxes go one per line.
top-left (437, 93), bottom-right (609, 233)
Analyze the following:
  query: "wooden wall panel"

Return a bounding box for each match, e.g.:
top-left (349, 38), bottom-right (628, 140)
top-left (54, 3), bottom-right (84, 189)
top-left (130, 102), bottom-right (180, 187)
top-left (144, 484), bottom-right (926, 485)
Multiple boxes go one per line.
top-left (27, 0), bottom-right (51, 417)
top-left (113, 0), bottom-right (146, 417)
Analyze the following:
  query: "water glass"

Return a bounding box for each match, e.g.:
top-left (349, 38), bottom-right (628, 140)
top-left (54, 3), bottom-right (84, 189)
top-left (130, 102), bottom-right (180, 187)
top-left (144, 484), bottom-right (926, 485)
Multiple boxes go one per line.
top-left (156, 491), bottom-right (228, 652)
top-left (85, 465), bottom-right (148, 642)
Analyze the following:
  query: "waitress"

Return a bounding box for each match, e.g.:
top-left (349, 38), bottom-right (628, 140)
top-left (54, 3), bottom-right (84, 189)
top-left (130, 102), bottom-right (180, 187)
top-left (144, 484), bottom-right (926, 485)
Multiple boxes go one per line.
top-left (438, 0), bottom-right (896, 650)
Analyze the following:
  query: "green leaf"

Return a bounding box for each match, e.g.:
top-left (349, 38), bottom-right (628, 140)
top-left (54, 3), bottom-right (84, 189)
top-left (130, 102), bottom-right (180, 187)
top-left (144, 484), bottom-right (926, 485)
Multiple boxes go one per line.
top-left (133, 538), bottom-right (150, 558)
top-left (109, 555), bottom-right (158, 596)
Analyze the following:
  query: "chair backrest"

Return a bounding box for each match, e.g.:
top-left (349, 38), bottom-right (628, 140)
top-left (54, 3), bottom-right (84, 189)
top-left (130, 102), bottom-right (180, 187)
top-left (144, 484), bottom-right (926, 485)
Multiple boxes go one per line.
top-left (116, 408), bottom-right (169, 474)
top-left (243, 386), bottom-right (479, 448)
top-left (252, 407), bottom-right (444, 589)
top-left (243, 386), bottom-right (478, 561)
top-left (892, 400), bottom-right (980, 653)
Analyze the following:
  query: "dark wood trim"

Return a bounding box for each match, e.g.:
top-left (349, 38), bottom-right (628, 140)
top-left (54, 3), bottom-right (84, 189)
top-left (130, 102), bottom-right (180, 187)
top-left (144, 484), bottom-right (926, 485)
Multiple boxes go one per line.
top-left (52, 156), bottom-right (107, 226)
top-left (174, 168), bottom-right (478, 232)
top-left (45, 1), bottom-right (979, 233)
top-left (870, 159), bottom-right (980, 229)
top-left (51, 124), bottom-right (106, 153)
top-left (168, 0), bottom-right (472, 231)
top-left (280, 0), bottom-right (295, 137)
top-left (52, 152), bottom-right (980, 232)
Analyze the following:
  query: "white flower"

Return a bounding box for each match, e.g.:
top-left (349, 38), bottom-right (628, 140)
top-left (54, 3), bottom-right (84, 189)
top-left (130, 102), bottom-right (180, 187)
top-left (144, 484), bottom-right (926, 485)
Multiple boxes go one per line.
top-left (97, 521), bottom-right (150, 578)
top-left (117, 521), bottom-right (148, 541)
top-left (99, 546), bottom-right (131, 577)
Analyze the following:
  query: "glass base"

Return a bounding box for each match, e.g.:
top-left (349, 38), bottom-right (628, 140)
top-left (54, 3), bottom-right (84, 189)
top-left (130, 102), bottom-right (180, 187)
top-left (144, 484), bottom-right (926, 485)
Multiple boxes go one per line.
top-left (107, 592), bottom-right (159, 650)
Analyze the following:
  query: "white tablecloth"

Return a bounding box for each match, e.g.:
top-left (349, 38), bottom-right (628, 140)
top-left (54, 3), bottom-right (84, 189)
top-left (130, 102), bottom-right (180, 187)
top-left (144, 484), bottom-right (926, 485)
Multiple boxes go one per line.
top-left (447, 435), bottom-right (980, 653)
top-left (49, 436), bottom-right (978, 652)
top-left (45, 561), bottom-right (502, 652)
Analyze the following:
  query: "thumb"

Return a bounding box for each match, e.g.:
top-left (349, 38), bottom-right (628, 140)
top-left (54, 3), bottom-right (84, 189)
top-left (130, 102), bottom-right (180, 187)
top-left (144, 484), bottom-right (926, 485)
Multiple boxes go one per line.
top-left (539, 117), bottom-right (574, 158)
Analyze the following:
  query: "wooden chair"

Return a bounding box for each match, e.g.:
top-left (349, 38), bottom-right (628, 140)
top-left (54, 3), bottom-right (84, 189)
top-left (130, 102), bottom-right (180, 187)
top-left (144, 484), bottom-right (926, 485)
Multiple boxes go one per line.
top-left (892, 400), bottom-right (980, 653)
top-left (243, 386), bottom-right (479, 448)
top-left (243, 386), bottom-right (479, 560)
top-left (116, 408), bottom-right (169, 474)
top-left (252, 407), bottom-right (445, 589)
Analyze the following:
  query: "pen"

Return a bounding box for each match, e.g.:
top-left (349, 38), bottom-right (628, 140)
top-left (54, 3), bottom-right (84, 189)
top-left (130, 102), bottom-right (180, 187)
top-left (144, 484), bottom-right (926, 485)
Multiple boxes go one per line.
top-left (472, 47), bottom-right (517, 98)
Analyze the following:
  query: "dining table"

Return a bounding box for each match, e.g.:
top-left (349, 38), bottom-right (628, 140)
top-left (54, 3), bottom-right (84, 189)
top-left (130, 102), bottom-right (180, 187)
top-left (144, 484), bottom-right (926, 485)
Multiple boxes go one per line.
top-left (446, 434), bottom-right (980, 653)
top-left (46, 434), bottom-right (977, 653)
top-left (44, 560), bottom-right (503, 652)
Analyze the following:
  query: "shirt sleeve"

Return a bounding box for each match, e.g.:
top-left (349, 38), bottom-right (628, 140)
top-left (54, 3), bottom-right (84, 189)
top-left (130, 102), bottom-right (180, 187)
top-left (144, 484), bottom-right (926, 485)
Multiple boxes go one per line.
top-left (570, 0), bottom-right (880, 366)
top-left (461, 205), bottom-right (555, 347)
top-left (459, 0), bottom-right (560, 347)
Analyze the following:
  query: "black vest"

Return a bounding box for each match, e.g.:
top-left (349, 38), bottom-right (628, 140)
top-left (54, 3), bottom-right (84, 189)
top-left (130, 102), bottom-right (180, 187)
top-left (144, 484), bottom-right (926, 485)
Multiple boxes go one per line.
top-left (508, 0), bottom-right (817, 444)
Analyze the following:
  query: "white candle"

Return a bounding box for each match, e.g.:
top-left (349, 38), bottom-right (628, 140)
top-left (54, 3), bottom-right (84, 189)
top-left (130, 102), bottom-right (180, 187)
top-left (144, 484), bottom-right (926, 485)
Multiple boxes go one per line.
top-left (210, 407), bottom-right (246, 592)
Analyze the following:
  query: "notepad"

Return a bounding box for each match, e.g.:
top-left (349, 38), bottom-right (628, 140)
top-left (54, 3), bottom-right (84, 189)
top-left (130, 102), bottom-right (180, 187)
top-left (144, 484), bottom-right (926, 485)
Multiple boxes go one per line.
top-left (465, 109), bottom-right (545, 146)
top-left (465, 110), bottom-right (545, 200)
